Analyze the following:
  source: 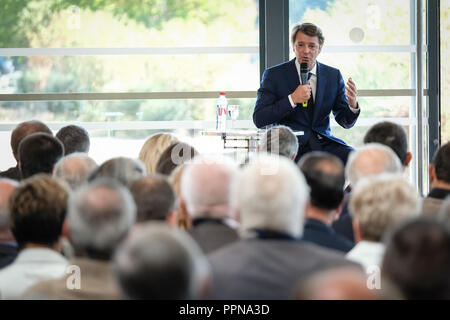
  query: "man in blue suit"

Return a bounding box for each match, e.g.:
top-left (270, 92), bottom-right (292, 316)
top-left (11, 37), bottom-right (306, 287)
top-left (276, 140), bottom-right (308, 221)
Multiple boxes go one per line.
top-left (253, 23), bottom-right (360, 164)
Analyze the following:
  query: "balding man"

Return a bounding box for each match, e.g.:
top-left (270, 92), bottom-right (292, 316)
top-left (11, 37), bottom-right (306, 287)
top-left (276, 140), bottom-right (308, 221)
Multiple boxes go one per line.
top-left (180, 156), bottom-right (239, 253)
top-left (0, 179), bottom-right (19, 269)
top-left (208, 154), bottom-right (359, 300)
top-left (0, 120), bottom-right (52, 181)
top-left (332, 143), bottom-right (403, 243)
top-left (53, 153), bottom-right (98, 190)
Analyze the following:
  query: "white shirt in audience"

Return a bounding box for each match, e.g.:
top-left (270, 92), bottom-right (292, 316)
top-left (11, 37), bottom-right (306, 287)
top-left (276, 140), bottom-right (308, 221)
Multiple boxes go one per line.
top-left (345, 240), bottom-right (385, 271)
top-left (0, 248), bottom-right (68, 299)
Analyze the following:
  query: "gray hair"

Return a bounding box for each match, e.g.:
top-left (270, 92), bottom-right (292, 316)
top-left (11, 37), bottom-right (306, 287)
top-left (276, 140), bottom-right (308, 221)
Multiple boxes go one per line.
top-left (349, 174), bottom-right (421, 242)
top-left (346, 143), bottom-right (403, 187)
top-left (68, 178), bottom-right (136, 258)
top-left (113, 222), bottom-right (210, 299)
top-left (232, 154), bottom-right (309, 238)
top-left (181, 156), bottom-right (238, 219)
top-left (88, 157), bottom-right (146, 187)
top-left (259, 125), bottom-right (299, 160)
top-left (53, 153), bottom-right (98, 190)
top-left (0, 178), bottom-right (19, 230)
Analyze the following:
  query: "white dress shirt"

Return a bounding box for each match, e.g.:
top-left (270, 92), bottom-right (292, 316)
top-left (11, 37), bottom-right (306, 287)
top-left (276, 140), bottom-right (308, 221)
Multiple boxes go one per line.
top-left (0, 248), bottom-right (68, 299)
top-left (345, 240), bottom-right (385, 272)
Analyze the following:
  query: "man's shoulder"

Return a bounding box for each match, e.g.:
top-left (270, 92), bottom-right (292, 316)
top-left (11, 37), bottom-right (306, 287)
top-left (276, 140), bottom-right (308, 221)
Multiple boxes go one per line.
top-left (265, 59), bottom-right (296, 74)
top-left (317, 61), bottom-right (340, 75)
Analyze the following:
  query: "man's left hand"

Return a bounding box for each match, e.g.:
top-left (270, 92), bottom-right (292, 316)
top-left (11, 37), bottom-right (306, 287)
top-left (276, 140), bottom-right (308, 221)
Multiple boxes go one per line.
top-left (345, 77), bottom-right (358, 109)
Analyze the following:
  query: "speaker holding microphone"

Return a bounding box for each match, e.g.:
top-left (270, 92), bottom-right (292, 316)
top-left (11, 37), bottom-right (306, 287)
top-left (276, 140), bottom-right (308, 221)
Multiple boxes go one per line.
top-left (300, 62), bottom-right (309, 108)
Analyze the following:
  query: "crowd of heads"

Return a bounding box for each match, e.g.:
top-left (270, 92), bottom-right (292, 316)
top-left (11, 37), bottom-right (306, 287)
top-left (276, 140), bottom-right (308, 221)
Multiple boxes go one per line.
top-left (0, 120), bottom-right (449, 300)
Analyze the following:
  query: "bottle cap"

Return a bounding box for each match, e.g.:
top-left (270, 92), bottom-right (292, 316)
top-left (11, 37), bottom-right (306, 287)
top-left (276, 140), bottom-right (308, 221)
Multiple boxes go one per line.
top-left (219, 92), bottom-right (226, 95)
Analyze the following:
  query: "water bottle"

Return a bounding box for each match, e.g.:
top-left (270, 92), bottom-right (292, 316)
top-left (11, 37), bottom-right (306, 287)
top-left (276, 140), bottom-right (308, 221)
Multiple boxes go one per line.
top-left (216, 92), bottom-right (228, 132)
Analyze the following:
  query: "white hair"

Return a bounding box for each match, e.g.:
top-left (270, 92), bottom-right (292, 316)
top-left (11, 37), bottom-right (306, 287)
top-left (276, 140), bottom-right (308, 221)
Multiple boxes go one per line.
top-left (346, 143), bottom-right (403, 186)
top-left (259, 125), bottom-right (299, 159)
top-left (232, 154), bottom-right (309, 238)
top-left (180, 155), bottom-right (237, 219)
top-left (53, 152), bottom-right (98, 189)
top-left (68, 178), bottom-right (136, 256)
top-left (349, 174), bottom-right (421, 241)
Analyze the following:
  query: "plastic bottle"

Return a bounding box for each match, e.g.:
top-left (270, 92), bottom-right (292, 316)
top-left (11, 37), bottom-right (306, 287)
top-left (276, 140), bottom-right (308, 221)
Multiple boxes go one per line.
top-left (216, 92), bottom-right (228, 132)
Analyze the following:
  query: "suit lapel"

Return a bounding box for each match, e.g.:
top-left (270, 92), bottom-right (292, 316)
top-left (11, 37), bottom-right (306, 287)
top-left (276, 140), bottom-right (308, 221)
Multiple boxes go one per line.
top-left (287, 58), bottom-right (300, 90)
top-left (314, 61), bottom-right (325, 123)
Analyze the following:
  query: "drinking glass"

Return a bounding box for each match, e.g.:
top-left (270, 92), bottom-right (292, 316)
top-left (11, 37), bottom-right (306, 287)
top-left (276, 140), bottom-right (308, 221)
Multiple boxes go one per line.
top-left (227, 105), bottom-right (240, 129)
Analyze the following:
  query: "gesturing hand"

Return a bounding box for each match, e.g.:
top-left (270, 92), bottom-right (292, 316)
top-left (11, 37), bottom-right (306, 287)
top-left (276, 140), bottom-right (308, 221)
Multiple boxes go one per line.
top-left (345, 77), bottom-right (358, 109)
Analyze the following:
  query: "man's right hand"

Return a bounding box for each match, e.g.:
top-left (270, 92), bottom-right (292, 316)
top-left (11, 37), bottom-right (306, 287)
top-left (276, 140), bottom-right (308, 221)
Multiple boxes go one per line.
top-left (291, 84), bottom-right (311, 105)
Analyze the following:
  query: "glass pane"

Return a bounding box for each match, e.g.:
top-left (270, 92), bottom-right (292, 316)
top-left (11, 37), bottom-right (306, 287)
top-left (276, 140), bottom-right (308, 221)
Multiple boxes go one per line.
top-left (289, 0), bottom-right (411, 46)
top-left (441, 0), bottom-right (450, 142)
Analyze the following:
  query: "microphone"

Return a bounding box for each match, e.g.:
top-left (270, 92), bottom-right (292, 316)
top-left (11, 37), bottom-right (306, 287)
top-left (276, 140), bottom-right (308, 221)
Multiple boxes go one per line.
top-left (300, 62), bottom-right (309, 107)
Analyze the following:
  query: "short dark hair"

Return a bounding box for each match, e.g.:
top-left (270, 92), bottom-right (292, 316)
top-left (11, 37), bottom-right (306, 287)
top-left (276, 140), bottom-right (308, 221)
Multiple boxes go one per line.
top-left (291, 23), bottom-right (325, 46)
top-left (10, 120), bottom-right (52, 161)
top-left (432, 142), bottom-right (450, 184)
top-left (156, 142), bottom-right (198, 176)
top-left (298, 151), bottom-right (345, 210)
top-left (18, 133), bottom-right (64, 179)
top-left (129, 175), bottom-right (176, 222)
top-left (9, 175), bottom-right (68, 247)
top-left (56, 125), bottom-right (90, 155)
top-left (363, 121), bottom-right (408, 164)
top-left (382, 218), bottom-right (450, 299)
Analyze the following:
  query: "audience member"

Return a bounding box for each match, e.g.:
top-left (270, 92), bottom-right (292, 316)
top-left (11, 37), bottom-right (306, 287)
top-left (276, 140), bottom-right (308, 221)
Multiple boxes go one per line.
top-left (382, 218), bottom-right (450, 299)
top-left (0, 179), bottom-right (19, 269)
top-left (363, 121), bottom-right (412, 167)
top-left (53, 153), bottom-right (98, 190)
top-left (346, 174), bottom-right (420, 270)
top-left (259, 125), bottom-right (299, 160)
top-left (422, 142), bottom-right (450, 216)
top-left (438, 196), bottom-right (450, 228)
top-left (298, 152), bottom-right (353, 253)
top-left (129, 175), bottom-right (177, 224)
top-left (139, 133), bottom-right (179, 174)
top-left (208, 154), bottom-right (359, 300)
top-left (332, 143), bottom-right (403, 243)
top-left (19, 133), bottom-right (64, 179)
top-left (56, 125), bottom-right (90, 155)
top-left (88, 157), bottom-right (146, 187)
top-left (155, 142), bottom-right (198, 176)
top-left (0, 175), bottom-right (68, 299)
top-left (26, 178), bottom-right (136, 299)
top-left (169, 164), bottom-right (192, 229)
top-left (180, 156), bottom-right (239, 254)
top-left (113, 222), bottom-right (210, 299)
top-left (0, 120), bottom-right (52, 181)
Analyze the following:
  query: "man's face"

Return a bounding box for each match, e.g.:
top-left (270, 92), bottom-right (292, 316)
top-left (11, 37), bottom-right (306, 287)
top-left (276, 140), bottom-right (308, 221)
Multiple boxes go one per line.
top-left (293, 31), bottom-right (322, 71)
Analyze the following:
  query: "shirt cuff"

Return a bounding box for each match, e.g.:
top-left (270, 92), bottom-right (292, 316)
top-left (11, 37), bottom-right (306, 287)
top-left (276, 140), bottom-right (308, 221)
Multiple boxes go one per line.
top-left (288, 95), bottom-right (296, 108)
top-left (349, 103), bottom-right (360, 113)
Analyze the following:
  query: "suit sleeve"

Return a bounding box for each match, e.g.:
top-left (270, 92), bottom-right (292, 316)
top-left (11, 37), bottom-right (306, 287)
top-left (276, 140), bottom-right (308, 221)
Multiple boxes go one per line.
top-left (253, 69), bottom-right (295, 128)
top-left (332, 70), bottom-right (360, 129)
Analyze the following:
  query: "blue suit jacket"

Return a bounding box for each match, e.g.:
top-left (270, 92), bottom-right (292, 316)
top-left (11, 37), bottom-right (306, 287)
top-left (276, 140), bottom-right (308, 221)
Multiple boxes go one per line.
top-left (253, 58), bottom-right (360, 146)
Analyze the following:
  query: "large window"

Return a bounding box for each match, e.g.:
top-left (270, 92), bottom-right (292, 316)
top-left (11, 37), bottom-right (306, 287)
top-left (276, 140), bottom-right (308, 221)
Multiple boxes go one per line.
top-left (442, 0), bottom-right (450, 143)
top-left (0, 0), bottom-right (260, 167)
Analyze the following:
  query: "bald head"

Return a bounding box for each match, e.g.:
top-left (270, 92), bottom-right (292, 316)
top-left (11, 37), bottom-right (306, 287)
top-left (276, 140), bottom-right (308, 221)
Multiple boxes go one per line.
top-left (53, 153), bottom-right (98, 190)
top-left (295, 267), bottom-right (380, 300)
top-left (11, 120), bottom-right (52, 162)
top-left (181, 157), bottom-right (237, 219)
top-left (346, 143), bottom-right (403, 187)
top-left (0, 179), bottom-right (19, 234)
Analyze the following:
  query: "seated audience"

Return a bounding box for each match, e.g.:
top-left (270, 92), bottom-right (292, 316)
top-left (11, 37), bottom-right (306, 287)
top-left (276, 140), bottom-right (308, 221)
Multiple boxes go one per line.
top-left (26, 178), bottom-right (136, 299)
top-left (438, 196), bottom-right (450, 228)
top-left (0, 120), bottom-right (52, 181)
top-left (332, 143), bottom-right (403, 243)
top-left (0, 175), bottom-right (68, 299)
top-left (0, 179), bottom-right (19, 269)
top-left (346, 174), bottom-right (420, 270)
top-left (155, 142), bottom-right (198, 176)
top-left (298, 152), bottom-right (353, 253)
top-left (259, 125), bottom-right (299, 161)
top-left (129, 175), bottom-right (177, 224)
top-left (169, 164), bottom-right (192, 229)
top-left (88, 157), bottom-right (146, 187)
top-left (53, 153), bottom-right (98, 190)
top-left (180, 156), bottom-right (239, 253)
top-left (56, 125), bottom-right (90, 155)
top-left (363, 121), bottom-right (412, 167)
top-left (19, 133), bottom-right (64, 179)
top-left (422, 142), bottom-right (450, 216)
top-left (208, 154), bottom-right (359, 300)
top-left (382, 218), bottom-right (450, 299)
top-left (139, 133), bottom-right (179, 174)
top-left (113, 222), bottom-right (210, 299)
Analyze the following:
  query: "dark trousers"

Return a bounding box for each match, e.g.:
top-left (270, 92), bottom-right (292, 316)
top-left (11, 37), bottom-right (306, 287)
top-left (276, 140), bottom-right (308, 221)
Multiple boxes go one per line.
top-left (295, 133), bottom-right (354, 165)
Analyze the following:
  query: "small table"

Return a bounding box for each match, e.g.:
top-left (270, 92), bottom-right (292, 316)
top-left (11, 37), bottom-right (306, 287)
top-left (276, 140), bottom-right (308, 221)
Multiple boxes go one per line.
top-left (201, 130), bottom-right (304, 153)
